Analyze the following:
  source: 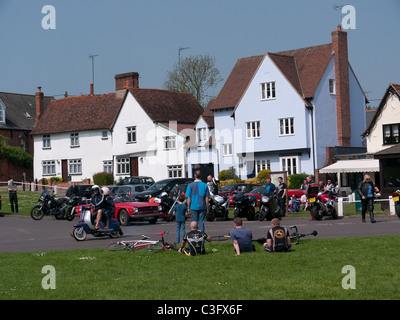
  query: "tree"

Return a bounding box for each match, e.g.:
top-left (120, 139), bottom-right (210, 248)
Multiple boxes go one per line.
top-left (163, 54), bottom-right (223, 107)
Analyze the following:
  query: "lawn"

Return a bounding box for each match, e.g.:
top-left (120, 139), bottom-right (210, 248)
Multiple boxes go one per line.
top-left (0, 235), bottom-right (399, 300)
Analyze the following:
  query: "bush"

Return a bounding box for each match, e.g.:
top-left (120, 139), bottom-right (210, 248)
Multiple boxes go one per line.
top-left (218, 166), bottom-right (239, 181)
top-left (49, 177), bottom-right (62, 184)
top-left (287, 173), bottom-right (313, 189)
top-left (257, 169), bottom-right (271, 184)
top-left (93, 172), bottom-right (114, 186)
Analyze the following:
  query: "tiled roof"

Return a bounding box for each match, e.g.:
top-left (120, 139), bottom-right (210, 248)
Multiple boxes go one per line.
top-left (0, 92), bottom-right (53, 130)
top-left (209, 43), bottom-right (334, 111)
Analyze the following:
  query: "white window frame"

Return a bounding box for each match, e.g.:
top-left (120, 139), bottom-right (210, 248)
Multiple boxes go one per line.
top-left (102, 131), bottom-right (108, 140)
top-left (0, 106), bottom-right (5, 124)
top-left (197, 127), bottom-right (207, 143)
top-left (280, 156), bottom-right (299, 175)
top-left (42, 160), bottom-right (56, 176)
top-left (255, 159), bottom-right (271, 175)
top-left (127, 126), bottom-right (136, 144)
top-left (246, 121), bottom-right (261, 139)
top-left (70, 133), bottom-right (79, 147)
top-left (223, 143), bottom-right (232, 156)
top-left (103, 160), bottom-right (113, 173)
top-left (116, 158), bottom-right (130, 175)
top-left (168, 165), bottom-right (183, 178)
top-left (42, 135), bottom-right (51, 149)
top-left (68, 159), bottom-right (82, 175)
top-left (279, 118), bottom-right (295, 136)
top-left (163, 136), bottom-right (176, 150)
top-left (329, 79), bottom-right (336, 95)
top-left (261, 82), bottom-right (276, 100)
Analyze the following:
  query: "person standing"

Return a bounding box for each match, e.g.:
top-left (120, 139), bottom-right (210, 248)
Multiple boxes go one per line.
top-left (230, 218), bottom-right (254, 255)
top-left (276, 177), bottom-right (287, 217)
top-left (172, 194), bottom-right (188, 244)
top-left (186, 172), bottom-right (209, 232)
top-left (357, 174), bottom-right (379, 223)
top-left (8, 179), bottom-right (18, 213)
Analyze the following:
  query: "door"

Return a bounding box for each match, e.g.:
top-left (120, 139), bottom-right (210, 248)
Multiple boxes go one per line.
top-left (130, 157), bottom-right (138, 176)
top-left (61, 160), bottom-right (68, 181)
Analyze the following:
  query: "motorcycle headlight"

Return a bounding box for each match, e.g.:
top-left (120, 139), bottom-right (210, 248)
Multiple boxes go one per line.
top-left (261, 196), bottom-right (268, 202)
top-left (153, 198), bottom-right (161, 203)
top-left (158, 205), bottom-right (162, 211)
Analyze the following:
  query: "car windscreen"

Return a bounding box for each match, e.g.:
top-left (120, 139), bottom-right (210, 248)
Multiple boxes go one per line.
top-left (113, 194), bottom-right (136, 203)
top-left (147, 180), bottom-right (170, 191)
top-left (220, 184), bottom-right (235, 191)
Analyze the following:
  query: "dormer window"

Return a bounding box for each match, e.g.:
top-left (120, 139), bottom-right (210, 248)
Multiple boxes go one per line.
top-left (0, 99), bottom-right (6, 124)
top-left (197, 128), bottom-right (207, 143)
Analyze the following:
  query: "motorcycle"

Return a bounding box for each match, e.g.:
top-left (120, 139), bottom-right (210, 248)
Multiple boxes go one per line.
top-left (307, 185), bottom-right (338, 220)
top-left (153, 191), bottom-right (177, 222)
top-left (57, 195), bottom-right (90, 221)
top-left (392, 190), bottom-right (400, 219)
top-left (256, 192), bottom-right (280, 221)
top-left (206, 193), bottom-right (230, 221)
top-left (31, 190), bottom-right (71, 220)
top-left (71, 206), bottom-right (123, 241)
top-left (232, 192), bottom-right (256, 221)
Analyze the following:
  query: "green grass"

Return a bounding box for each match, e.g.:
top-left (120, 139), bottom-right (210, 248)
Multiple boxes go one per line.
top-left (1, 235), bottom-right (400, 300)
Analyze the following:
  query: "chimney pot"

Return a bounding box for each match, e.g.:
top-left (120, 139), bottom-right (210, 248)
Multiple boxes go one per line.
top-left (337, 25), bottom-right (342, 32)
top-left (37, 86), bottom-right (42, 92)
top-left (90, 83), bottom-right (94, 95)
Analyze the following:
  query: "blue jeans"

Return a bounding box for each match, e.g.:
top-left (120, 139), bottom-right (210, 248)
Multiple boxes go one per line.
top-left (175, 221), bottom-right (186, 244)
top-left (190, 210), bottom-right (206, 232)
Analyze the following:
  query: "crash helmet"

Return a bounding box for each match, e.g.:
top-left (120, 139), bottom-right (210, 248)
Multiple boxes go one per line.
top-left (102, 187), bottom-right (110, 195)
top-left (91, 185), bottom-right (101, 193)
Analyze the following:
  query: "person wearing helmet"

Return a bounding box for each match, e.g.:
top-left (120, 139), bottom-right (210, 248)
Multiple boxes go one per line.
top-left (89, 185), bottom-right (105, 230)
top-left (101, 187), bottom-right (115, 229)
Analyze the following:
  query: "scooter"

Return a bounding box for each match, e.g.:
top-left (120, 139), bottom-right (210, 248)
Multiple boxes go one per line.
top-left (71, 206), bottom-right (123, 241)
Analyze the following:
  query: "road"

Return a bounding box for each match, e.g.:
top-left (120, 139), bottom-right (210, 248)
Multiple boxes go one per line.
top-left (0, 214), bottom-right (399, 253)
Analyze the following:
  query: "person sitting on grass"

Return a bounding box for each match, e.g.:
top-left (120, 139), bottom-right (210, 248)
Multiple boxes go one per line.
top-left (178, 221), bottom-right (211, 256)
top-left (263, 218), bottom-right (291, 252)
top-left (230, 217), bottom-right (254, 255)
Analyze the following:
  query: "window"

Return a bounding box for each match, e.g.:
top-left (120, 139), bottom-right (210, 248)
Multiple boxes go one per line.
top-left (0, 106), bottom-right (4, 124)
top-left (329, 79), bottom-right (336, 94)
top-left (246, 121), bottom-right (260, 138)
top-left (70, 133), bottom-right (79, 147)
top-left (261, 82), bottom-right (276, 100)
top-left (117, 158), bottom-right (130, 175)
top-left (103, 160), bottom-right (113, 173)
top-left (163, 136), bottom-right (176, 150)
top-left (68, 159), bottom-right (82, 175)
top-left (42, 135), bottom-right (51, 149)
top-left (223, 143), bottom-right (232, 156)
top-left (42, 160), bottom-right (56, 176)
top-left (168, 165), bottom-right (183, 178)
top-left (102, 131), bottom-right (108, 140)
top-left (279, 118), bottom-right (295, 136)
top-left (383, 124), bottom-right (400, 145)
top-left (127, 126), bottom-right (136, 143)
top-left (255, 159), bottom-right (271, 175)
top-left (280, 156), bottom-right (299, 175)
top-left (197, 128), bottom-right (207, 143)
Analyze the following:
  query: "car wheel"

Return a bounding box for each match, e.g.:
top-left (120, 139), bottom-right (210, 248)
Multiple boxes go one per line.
top-left (118, 209), bottom-right (130, 226)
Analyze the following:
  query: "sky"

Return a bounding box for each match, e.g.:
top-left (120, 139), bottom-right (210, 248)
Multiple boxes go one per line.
top-left (0, 0), bottom-right (399, 107)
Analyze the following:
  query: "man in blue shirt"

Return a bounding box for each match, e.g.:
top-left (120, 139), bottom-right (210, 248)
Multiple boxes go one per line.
top-left (230, 218), bottom-right (254, 255)
top-left (186, 172), bottom-right (209, 232)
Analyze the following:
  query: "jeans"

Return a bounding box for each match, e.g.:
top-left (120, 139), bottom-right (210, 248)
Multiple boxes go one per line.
top-left (190, 210), bottom-right (206, 232)
top-left (175, 221), bottom-right (185, 244)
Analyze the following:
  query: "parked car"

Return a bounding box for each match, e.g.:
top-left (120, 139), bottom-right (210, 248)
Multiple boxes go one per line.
top-left (246, 186), bottom-right (305, 207)
top-left (65, 184), bottom-right (93, 198)
top-left (135, 178), bottom-right (194, 202)
top-left (116, 176), bottom-right (155, 186)
top-left (74, 194), bottom-right (162, 226)
top-left (110, 184), bottom-right (149, 197)
top-left (218, 183), bottom-right (261, 206)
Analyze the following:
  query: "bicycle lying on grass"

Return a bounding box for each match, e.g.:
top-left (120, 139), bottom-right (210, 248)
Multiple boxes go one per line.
top-left (106, 231), bottom-right (177, 252)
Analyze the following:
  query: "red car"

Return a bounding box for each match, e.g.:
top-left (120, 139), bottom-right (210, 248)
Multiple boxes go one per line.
top-left (74, 194), bottom-right (162, 226)
top-left (245, 186), bottom-right (305, 206)
top-left (218, 183), bottom-right (262, 206)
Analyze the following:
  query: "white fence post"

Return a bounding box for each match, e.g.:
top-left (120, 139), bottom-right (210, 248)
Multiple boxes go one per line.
top-left (389, 196), bottom-right (395, 215)
top-left (338, 197), bottom-right (343, 217)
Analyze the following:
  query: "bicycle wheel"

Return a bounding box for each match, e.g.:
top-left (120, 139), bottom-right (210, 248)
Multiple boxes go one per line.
top-left (135, 243), bottom-right (163, 253)
top-left (107, 241), bottom-right (128, 251)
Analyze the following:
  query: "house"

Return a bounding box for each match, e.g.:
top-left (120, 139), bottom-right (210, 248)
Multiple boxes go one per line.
top-left (0, 90), bottom-right (53, 181)
top-left (31, 72), bottom-right (203, 183)
top-left (188, 26), bottom-right (367, 181)
top-left (362, 83), bottom-right (400, 198)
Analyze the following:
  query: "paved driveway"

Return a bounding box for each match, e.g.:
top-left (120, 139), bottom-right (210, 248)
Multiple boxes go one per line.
top-left (0, 214), bottom-right (399, 253)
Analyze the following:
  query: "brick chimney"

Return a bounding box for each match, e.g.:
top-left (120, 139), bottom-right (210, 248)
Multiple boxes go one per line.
top-left (332, 25), bottom-right (351, 147)
top-left (115, 72), bottom-right (139, 91)
top-left (35, 86), bottom-right (44, 126)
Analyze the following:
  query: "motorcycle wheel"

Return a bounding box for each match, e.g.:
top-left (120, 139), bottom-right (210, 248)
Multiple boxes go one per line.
top-left (311, 206), bottom-right (323, 220)
top-left (247, 206), bottom-right (255, 221)
top-left (54, 210), bottom-right (64, 220)
top-left (233, 207), bottom-right (240, 218)
top-left (395, 203), bottom-right (400, 219)
top-left (65, 207), bottom-right (75, 221)
top-left (258, 208), bottom-right (266, 221)
top-left (206, 210), bottom-right (216, 222)
top-left (109, 230), bottom-right (120, 238)
top-left (72, 226), bottom-right (87, 241)
top-left (31, 205), bottom-right (45, 220)
top-left (330, 207), bottom-right (338, 219)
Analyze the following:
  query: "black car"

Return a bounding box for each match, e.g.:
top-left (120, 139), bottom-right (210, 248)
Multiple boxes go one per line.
top-left (134, 178), bottom-right (193, 201)
top-left (116, 176), bottom-right (155, 186)
top-left (65, 184), bottom-right (93, 198)
top-left (110, 184), bottom-right (150, 196)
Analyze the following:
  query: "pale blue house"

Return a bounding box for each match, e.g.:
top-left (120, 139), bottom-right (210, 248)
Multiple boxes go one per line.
top-left (188, 27), bottom-right (367, 180)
